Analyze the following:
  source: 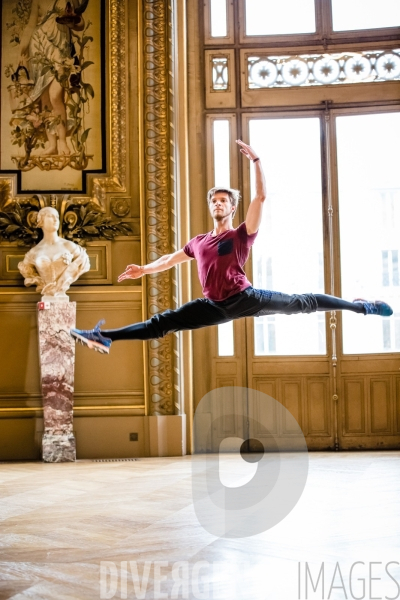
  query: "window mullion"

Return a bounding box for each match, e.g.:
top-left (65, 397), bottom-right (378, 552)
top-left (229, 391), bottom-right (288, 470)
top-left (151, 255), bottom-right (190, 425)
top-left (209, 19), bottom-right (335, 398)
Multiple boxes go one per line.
top-left (316, 0), bottom-right (333, 41)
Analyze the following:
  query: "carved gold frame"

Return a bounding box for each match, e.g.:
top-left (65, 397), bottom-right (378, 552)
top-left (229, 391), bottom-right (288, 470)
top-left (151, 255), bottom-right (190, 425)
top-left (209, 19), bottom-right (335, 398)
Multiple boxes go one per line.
top-left (0, 0), bottom-right (127, 211)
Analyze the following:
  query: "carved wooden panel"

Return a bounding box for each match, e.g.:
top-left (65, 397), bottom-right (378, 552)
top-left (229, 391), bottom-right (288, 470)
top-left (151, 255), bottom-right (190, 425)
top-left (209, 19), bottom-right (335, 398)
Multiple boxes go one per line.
top-left (281, 379), bottom-right (303, 432)
top-left (215, 377), bottom-right (237, 389)
top-left (397, 378), bottom-right (400, 433)
top-left (255, 379), bottom-right (276, 399)
top-left (217, 385), bottom-right (236, 437)
top-left (216, 362), bottom-right (238, 376)
top-left (343, 378), bottom-right (366, 434)
top-left (306, 378), bottom-right (330, 436)
top-left (210, 384), bottom-right (246, 450)
top-left (204, 50), bottom-right (236, 109)
top-left (252, 376), bottom-right (332, 439)
top-left (253, 379), bottom-right (278, 435)
top-left (370, 377), bottom-right (392, 434)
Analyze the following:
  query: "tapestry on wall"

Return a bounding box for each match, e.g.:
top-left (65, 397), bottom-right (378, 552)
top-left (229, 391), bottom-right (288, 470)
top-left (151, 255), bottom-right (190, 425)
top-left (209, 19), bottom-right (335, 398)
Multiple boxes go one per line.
top-left (1, 0), bottom-right (105, 193)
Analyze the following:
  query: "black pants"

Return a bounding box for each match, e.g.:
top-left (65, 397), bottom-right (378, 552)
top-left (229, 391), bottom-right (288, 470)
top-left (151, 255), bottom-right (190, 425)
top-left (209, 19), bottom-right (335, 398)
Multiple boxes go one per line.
top-left (102, 288), bottom-right (364, 342)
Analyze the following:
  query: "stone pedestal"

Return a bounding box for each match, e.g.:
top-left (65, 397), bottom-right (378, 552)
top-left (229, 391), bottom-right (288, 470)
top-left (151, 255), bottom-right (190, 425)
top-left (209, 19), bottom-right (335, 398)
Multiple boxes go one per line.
top-left (37, 301), bottom-right (76, 462)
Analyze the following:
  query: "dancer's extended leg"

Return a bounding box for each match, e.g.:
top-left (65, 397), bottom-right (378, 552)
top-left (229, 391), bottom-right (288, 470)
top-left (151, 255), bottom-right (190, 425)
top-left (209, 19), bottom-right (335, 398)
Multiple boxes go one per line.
top-left (315, 294), bottom-right (393, 316)
top-left (103, 298), bottom-right (229, 341)
top-left (315, 294), bottom-right (364, 313)
top-left (250, 291), bottom-right (364, 315)
top-left (70, 298), bottom-right (231, 352)
top-left (251, 290), bottom-right (392, 317)
top-left (70, 289), bottom-right (393, 354)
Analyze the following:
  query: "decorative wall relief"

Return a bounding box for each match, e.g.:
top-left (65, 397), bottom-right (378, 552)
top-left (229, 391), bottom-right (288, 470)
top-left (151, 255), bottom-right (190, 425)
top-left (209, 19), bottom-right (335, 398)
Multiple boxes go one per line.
top-left (110, 197), bottom-right (130, 218)
top-left (0, 194), bottom-right (132, 247)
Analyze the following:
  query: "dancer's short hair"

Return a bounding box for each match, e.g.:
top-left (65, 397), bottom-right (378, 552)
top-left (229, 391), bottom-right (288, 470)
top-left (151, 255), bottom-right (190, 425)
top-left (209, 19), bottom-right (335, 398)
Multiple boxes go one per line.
top-left (207, 187), bottom-right (241, 215)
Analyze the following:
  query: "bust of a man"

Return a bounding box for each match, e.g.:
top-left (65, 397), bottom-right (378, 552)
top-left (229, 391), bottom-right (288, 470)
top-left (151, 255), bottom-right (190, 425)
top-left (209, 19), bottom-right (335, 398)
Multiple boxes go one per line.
top-left (18, 207), bottom-right (90, 300)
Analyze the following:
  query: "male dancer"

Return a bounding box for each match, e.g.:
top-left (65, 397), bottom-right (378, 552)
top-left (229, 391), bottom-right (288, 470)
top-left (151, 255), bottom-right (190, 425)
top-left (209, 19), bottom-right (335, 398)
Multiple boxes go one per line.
top-left (70, 140), bottom-right (393, 354)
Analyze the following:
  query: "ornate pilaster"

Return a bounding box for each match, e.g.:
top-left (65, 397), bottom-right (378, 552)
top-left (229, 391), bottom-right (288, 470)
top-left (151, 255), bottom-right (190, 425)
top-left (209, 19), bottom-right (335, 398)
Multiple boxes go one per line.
top-left (168, 0), bottom-right (183, 414)
top-left (143, 0), bottom-right (174, 415)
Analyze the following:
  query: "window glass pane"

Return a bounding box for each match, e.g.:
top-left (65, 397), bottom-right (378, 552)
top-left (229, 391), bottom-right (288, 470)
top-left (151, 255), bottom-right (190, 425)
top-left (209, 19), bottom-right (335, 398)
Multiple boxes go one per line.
top-left (332, 0), bottom-right (400, 31)
top-left (212, 57), bottom-right (229, 91)
top-left (213, 120), bottom-right (230, 187)
top-left (218, 320), bottom-right (235, 356)
top-left (245, 0), bottom-right (316, 36)
top-left (250, 118), bottom-right (326, 356)
top-left (213, 119), bottom-right (234, 355)
top-left (210, 0), bottom-right (227, 37)
top-left (337, 112), bottom-right (400, 354)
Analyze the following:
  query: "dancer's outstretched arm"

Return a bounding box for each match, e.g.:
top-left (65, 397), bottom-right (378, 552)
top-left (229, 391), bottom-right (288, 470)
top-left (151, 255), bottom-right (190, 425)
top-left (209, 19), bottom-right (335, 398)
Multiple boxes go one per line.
top-left (236, 139), bottom-right (267, 235)
top-left (118, 249), bottom-right (192, 282)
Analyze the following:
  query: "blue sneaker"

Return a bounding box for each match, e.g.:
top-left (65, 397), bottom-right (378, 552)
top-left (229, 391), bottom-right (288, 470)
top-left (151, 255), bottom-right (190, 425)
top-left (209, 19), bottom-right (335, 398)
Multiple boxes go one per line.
top-left (70, 320), bottom-right (112, 354)
top-left (353, 299), bottom-right (393, 317)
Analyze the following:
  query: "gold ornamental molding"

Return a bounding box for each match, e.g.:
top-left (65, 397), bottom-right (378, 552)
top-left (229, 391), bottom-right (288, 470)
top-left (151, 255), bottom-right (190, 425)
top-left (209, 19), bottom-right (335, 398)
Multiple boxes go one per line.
top-left (143, 0), bottom-right (174, 416)
top-left (0, 0), bottom-right (127, 211)
top-left (97, 0), bottom-right (128, 197)
top-left (0, 178), bottom-right (14, 210)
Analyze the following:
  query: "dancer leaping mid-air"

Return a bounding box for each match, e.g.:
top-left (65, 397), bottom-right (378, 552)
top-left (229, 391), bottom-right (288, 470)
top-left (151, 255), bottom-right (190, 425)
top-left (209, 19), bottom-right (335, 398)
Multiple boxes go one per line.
top-left (70, 140), bottom-right (393, 354)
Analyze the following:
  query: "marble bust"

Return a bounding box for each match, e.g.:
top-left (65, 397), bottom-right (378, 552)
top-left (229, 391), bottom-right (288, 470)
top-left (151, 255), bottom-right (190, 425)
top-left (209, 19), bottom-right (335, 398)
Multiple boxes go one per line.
top-left (18, 207), bottom-right (90, 300)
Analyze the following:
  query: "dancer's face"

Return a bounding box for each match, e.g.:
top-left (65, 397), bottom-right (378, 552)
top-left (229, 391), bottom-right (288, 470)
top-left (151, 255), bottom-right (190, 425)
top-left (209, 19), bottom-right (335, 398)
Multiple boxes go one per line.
top-left (208, 193), bottom-right (235, 221)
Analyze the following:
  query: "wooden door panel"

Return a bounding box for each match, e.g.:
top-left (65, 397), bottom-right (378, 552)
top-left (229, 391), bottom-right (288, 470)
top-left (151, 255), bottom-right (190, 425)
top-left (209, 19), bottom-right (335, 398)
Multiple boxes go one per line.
top-left (306, 378), bottom-right (331, 437)
top-left (370, 377), bottom-right (392, 434)
top-left (281, 379), bottom-right (303, 432)
top-left (251, 380), bottom-right (279, 436)
top-left (340, 373), bottom-right (400, 449)
top-left (249, 374), bottom-right (333, 448)
top-left (397, 378), bottom-right (400, 433)
top-left (343, 378), bottom-right (366, 434)
top-left (194, 384), bottom-right (247, 453)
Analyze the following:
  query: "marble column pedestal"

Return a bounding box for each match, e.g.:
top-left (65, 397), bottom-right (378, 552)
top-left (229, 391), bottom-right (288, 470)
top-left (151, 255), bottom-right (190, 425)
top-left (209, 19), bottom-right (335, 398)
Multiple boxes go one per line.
top-left (37, 301), bottom-right (76, 462)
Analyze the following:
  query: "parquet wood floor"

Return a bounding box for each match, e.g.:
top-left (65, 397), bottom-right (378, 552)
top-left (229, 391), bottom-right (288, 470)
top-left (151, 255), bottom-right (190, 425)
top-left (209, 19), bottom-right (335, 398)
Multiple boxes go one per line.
top-left (0, 452), bottom-right (399, 600)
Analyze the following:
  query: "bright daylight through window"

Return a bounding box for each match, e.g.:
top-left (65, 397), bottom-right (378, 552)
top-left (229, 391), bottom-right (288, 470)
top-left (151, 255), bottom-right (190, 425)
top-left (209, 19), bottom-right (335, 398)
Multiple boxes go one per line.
top-left (245, 0), bottom-right (315, 36)
top-left (210, 0), bottom-right (227, 37)
top-left (250, 118), bottom-right (326, 356)
top-left (213, 120), bottom-right (235, 356)
top-left (337, 112), bottom-right (400, 354)
top-left (332, 0), bottom-right (400, 31)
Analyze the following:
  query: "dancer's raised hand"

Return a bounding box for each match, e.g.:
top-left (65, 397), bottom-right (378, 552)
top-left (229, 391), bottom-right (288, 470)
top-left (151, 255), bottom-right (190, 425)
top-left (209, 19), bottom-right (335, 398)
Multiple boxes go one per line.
top-left (236, 139), bottom-right (259, 162)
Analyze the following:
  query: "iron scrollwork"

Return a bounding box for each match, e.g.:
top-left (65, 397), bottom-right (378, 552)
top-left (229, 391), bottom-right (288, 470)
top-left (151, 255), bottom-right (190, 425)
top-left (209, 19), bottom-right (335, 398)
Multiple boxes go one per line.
top-left (248, 49), bottom-right (400, 89)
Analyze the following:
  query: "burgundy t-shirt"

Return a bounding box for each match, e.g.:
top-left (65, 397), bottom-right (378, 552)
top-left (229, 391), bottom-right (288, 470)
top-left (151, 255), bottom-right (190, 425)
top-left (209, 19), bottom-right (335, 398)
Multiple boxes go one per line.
top-left (183, 222), bottom-right (258, 301)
